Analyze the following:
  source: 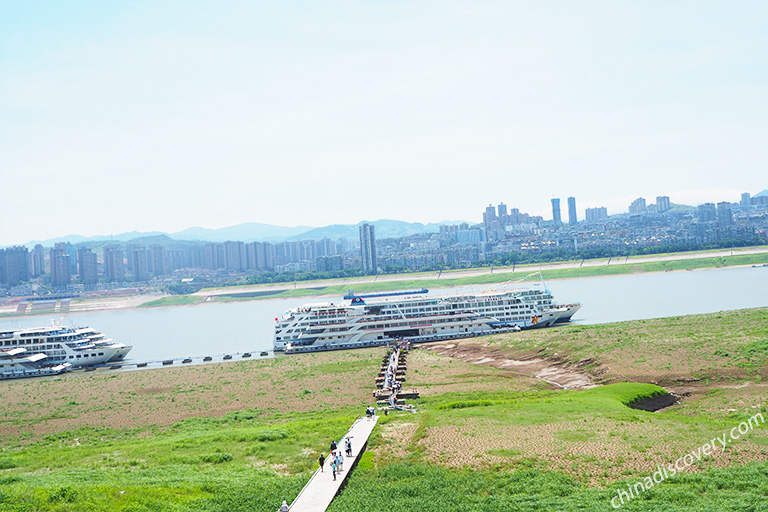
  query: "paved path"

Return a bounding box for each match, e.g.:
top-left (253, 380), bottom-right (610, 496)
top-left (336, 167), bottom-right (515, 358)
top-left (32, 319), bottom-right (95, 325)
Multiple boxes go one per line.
top-left (288, 415), bottom-right (379, 512)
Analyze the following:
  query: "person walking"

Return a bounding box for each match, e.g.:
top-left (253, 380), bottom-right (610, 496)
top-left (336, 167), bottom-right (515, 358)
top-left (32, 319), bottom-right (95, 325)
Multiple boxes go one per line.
top-left (345, 438), bottom-right (352, 457)
top-left (337, 450), bottom-right (344, 472)
top-left (331, 459), bottom-right (337, 481)
top-left (318, 453), bottom-right (325, 472)
top-left (330, 440), bottom-right (337, 452)
top-left (280, 500), bottom-right (290, 511)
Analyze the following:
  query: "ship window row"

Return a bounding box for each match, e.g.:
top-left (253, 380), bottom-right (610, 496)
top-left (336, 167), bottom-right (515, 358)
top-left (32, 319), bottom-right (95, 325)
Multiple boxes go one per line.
top-left (28, 344), bottom-right (60, 351)
top-left (0, 339), bottom-right (65, 346)
top-left (361, 317), bottom-right (473, 330)
top-left (68, 352), bottom-right (105, 359)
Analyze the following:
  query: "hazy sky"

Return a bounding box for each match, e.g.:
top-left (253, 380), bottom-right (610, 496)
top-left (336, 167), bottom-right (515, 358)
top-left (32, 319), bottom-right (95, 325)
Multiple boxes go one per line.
top-left (1, 1), bottom-right (766, 246)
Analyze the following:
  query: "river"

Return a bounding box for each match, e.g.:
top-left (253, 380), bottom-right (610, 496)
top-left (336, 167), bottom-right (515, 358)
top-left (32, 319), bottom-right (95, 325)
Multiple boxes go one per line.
top-left (2, 266), bottom-right (766, 363)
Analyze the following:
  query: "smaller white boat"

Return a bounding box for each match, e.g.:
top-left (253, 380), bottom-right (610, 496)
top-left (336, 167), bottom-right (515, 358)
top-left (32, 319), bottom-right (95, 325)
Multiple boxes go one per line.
top-left (0, 347), bottom-right (72, 379)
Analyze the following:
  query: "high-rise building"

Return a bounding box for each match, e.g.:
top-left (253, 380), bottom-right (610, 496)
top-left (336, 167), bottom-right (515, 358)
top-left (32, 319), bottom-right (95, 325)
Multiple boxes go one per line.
top-left (456, 228), bottom-right (486, 245)
top-left (149, 245), bottom-right (166, 277)
top-left (103, 245), bottom-right (125, 282)
top-left (483, 205), bottom-right (497, 229)
top-left (3, 246), bottom-right (30, 287)
top-left (551, 198), bottom-right (561, 225)
top-left (741, 193), bottom-right (752, 207)
top-left (717, 202), bottom-right (733, 227)
top-left (585, 207), bottom-right (608, 222)
top-left (224, 241), bottom-right (246, 271)
top-left (359, 223), bottom-right (377, 274)
top-left (567, 197), bottom-right (577, 224)
top-left (698, 203), bottom-right (717, 222)
top-left (130, 246), bottom-right (150, 282)
top-left (497, 203), bottom-right (508, 218)
top-left (65, 242), bottom-right (77, 275)
top-left (78, 248), bottom-right (98, 285)
top-left (124, 244), bottom-right (138, 273)
top-left (314, 238), bottom-right (338, 258)
top-left (204, 243), bottom-right (226, 270)
top-left (50, 243), bottom-right (71, 288)
top-left (628, 198), bottom-right (647, 214)
top-left (32, 244), bottom-right (45, 277)
top-left (656, 196), bottom-right (671, 213)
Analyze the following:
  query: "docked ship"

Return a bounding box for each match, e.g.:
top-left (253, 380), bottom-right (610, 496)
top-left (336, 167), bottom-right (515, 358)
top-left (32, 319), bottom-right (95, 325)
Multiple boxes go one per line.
top-left (0, 324), bottom-right (131, 379)
top-left (274, 275), bottom-right (580, 354)
top-left (0, 348), bottom-right (72, 380)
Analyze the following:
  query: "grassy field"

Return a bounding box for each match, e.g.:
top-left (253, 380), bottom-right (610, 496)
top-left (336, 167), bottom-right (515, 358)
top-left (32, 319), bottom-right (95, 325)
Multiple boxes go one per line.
top-left (0, 310), bottom-right (767, 511)
top-left (136, 251), bottom-right (768, 309)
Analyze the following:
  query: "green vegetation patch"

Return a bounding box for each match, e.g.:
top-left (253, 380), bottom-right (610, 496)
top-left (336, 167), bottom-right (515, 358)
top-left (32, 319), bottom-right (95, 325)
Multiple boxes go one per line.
top-left (138, 295), bottom-right (206, 308)
top-left (416, 383), bottom-right (666, 429)
top-left (328, 461), bottom-right (768, 512)
top-left (0, 407), bottom-right (362, 511)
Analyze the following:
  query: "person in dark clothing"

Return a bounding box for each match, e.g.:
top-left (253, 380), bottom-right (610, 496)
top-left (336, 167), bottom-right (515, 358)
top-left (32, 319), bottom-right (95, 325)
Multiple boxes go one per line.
top-left (318, 453), bottom-right (325, 472)
top-left (330, 440), bottom-right (337, 452)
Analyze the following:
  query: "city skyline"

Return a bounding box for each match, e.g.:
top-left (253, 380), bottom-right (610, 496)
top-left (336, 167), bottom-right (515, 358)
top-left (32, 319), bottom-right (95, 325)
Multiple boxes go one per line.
top-left (2, 187), bottom-right (765, 249)
top-left (2, 2), bottom-right (767, 246)
top-left (3, 188), bottom-right (765, 293)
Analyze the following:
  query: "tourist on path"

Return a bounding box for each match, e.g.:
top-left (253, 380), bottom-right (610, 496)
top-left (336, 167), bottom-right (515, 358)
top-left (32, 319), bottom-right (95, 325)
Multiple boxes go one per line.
top-left (345, 438), bottom-right (352, 457)
top-left (318, 453), bottom-right (325, 472)
top-left (337, 450), bottom-right (344, 472)
top-left (331, 460), bottom-right (337, 481)
top-left (280, 500), bottom-right (289, 511)
top-left (330, 440), bottom-right (337, 452)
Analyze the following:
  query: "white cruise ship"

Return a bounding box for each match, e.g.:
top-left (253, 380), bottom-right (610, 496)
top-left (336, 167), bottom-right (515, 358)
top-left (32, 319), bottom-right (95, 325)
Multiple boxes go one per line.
top-left (0, 324), bottom-right (131, 378)
top-left (274, 277), bottom-right (580, 354)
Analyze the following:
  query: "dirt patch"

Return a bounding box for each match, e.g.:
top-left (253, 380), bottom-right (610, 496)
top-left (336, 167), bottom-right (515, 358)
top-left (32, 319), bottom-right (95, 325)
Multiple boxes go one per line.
top-left (378, 422), bottom-right (419, 461)
top-left (405, 349), bottom-right (541, 396)
top-left (416, 415), bottom-right (768, 484)
top-left (422, 339), bottom-right (597, 390)
top-left (135, 386), bottom-right (176, 394)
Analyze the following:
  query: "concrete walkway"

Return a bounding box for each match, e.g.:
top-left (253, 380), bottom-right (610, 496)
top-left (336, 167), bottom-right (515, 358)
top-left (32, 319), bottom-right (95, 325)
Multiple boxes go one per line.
top-left (288, 415), bottom-right (379, 512)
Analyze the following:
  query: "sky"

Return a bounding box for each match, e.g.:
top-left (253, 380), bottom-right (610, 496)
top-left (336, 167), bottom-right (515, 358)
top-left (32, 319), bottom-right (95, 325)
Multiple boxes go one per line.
top-left (1, 1), bottom-right (767, 246)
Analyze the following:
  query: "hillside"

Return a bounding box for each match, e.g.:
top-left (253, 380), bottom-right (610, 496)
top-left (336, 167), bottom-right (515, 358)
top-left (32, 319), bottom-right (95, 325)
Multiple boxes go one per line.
top-left (18, 218), bottom-right (470, 248)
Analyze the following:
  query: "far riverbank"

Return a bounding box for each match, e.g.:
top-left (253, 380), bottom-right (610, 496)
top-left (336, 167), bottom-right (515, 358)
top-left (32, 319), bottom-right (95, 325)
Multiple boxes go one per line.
top-left (2, 246), bottom-right (767, 318)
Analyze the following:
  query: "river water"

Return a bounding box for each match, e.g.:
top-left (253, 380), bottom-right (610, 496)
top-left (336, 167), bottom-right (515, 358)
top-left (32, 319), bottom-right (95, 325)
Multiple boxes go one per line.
top-left (2, 266), bottom-right (766, 363)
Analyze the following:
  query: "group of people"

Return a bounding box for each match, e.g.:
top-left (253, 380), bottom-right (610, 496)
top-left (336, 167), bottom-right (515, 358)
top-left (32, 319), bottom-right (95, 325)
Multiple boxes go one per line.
top-left (384, 347), bottom-right (404, 391)
top-left (319, 438), bottom-right (353, 481)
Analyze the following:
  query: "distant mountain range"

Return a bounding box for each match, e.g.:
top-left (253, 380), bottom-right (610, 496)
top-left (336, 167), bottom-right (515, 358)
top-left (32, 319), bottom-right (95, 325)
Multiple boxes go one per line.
top-left (18, 219), bottom-right (470, 249)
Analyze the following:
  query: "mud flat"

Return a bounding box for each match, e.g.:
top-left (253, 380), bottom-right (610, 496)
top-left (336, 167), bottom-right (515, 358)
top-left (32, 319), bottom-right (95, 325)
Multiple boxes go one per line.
top-left (423, 339), bottom-right (597, 390)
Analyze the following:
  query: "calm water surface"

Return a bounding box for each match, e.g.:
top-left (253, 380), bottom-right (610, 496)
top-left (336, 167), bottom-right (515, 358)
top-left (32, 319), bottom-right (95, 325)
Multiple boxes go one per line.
top-left (2, 266), bottom-right (766, 362)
